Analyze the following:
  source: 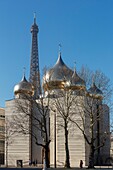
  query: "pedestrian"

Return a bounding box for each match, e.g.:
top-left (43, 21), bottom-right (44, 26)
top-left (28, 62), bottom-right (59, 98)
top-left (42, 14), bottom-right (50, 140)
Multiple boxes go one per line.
top-left (33, 160), bottom-right (35, 166)
top-left (36, 159), bottom-right (37, 166)
top-left (29, 159), bottom-right (31, 166)
top-left (80, 160), bottom-right (83, 168)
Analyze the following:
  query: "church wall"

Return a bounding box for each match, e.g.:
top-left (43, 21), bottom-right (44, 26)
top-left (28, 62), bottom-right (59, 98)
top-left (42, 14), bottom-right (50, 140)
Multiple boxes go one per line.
top-left (31, 139), bottom-right (42, 164)
top-left (6, 134), bottom-right (30, 166)
top-left (68, 126), bottom-right (85, 167)
top-left (49, 93), bottom-right (110, 167)
top-left (49, 95), bottom-right (86, 167)
top-left (84, 98), bottom-right (110, 166)
top-left (49, 111), bottom-right (55, 167)
top-left (31, 99), bottom-right (51, 165)
top-left (31, 103), bottom-right (42, 164)
top-left (5, 99), bottom-right (31, 167)
top-left (100, 104), bottom-right (110, 164)
top-left (5, 94), bottom-right (110, 167)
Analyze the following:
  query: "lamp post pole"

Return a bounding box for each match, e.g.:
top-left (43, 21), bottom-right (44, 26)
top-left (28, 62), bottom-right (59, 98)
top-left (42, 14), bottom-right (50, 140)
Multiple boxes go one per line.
top-left (97, 100), bottom-right (101, 165)
top-left (54, 113), bottom-right (56, 168)
top-left (0, 150), bottom-right (2, 166)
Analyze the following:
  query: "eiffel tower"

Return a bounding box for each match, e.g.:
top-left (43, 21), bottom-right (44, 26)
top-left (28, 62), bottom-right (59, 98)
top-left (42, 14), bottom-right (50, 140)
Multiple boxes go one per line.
top-left (29, 15), bottom-right (41, 99)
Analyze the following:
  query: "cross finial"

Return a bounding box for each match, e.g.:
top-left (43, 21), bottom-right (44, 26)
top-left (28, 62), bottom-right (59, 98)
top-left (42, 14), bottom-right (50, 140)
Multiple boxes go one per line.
top-left (92, 74), bottom-right (95, 85)
top-left (23, 67), bottom-right (26, 76)
top-left (74, 61), bottom-right (76, 72)
top-left (59, 43), bottom-right (62, 53)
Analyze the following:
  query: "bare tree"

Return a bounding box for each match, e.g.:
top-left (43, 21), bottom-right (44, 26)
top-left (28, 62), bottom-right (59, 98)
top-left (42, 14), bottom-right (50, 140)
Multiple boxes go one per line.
top-left (78, 65), bottom-right (113, 105)
top-left (11, 96), bottom-right (51, 168)
top-left (79, 65), bottom-right (113, 146)
top-left (5, 120), bottom-right (16, 167)
top-left (51, 88), bottom-right (79, 168)
top-left (50, 78), bottom-right (110, 168)
top-left (70, 91), bottom-right (110, 168)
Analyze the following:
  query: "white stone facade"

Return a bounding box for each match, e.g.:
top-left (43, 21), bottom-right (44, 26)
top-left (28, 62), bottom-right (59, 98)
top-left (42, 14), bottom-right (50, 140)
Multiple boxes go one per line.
top-left (5, 90), bottom-right (110, 168)
top-left (47, 93), bottom-right (110, 167)
top-left (5, 99), bottom-right (31, 166)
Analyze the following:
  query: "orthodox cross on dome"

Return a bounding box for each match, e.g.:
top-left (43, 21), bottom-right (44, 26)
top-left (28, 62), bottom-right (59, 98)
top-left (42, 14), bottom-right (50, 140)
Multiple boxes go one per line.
top-left (59, 43), bottom-right (62, 53)
top-left (74, 61), bottom-right (76, 72)
top-left (21, 67), bottom-right (27, 82)
top-left (92, 75), bottom-right (95, 85)
top-left (23, 67), bottom-right (26, 76)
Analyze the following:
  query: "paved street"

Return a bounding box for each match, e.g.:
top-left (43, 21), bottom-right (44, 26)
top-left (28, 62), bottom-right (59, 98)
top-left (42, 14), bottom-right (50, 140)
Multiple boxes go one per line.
top-left (0, 167), bottom-right (113, 170)
top-left (0, 168), bottom-right (42, 170)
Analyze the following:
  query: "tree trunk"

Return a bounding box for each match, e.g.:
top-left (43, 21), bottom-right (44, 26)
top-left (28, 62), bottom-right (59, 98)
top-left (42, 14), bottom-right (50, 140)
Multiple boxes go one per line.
top-left (45, 145), bottom-right (50, 168)
top-left (88, 145), bottom-right (95, 168)
top-left (6, 141), bottom-right (8, 167)
top-left (64, 121), bottom-right (70, 168)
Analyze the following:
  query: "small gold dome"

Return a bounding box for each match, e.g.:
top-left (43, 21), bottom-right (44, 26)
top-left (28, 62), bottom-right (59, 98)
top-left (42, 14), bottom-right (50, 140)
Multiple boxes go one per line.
top-left (70, 69), bottom-right (86, 90)
top-left (88, 83), bottom-right (103, 99)
top-left (14, 75), bottom-right (34, 97)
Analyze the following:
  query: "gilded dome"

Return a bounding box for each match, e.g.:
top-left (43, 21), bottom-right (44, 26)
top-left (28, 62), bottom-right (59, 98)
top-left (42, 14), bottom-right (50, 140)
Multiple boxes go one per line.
top-left (88, 83), bottom-right (103, 98)
top-left (43, 52), bottom-right (86, 91)
top-left (70, 69), bottom-right (86, 90)
top-left (14, 75), bottom-right (34, 97)
top-left (43, 53), bottom-right (73, 90)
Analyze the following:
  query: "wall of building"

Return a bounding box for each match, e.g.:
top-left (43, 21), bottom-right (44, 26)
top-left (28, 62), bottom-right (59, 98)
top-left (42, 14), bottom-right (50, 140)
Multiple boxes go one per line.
top-left (4, 94), bottom-right (110, 167)
top-left (100, 104), bottom-right (110, 165)
top-left (49, 94), bottom-right (110, 167)
top-left (31, 102), bottom-right (43, 164)
top-left (0, 108), bottom-right (5, 164)
top-left (5, 99), bottom-right (31, 167)
top-left (49, 96), bottom-right (86, 167)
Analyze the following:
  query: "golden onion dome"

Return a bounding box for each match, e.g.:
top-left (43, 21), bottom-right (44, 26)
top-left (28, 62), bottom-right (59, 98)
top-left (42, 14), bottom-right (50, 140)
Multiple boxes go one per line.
top-left (43, 52), bottom-right (86, 91)
top-left (14, 75), bottom-right (34, 97)
top-left (43, 53), bottom-right (73, 91)
top-left (88, 83), bottom-right (103, 99)
top-left (70, 68), bottom-right (86, 90)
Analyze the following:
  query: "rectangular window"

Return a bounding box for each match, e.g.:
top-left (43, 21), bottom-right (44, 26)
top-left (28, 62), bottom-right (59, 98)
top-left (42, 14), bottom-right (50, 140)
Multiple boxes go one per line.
top-left (0, 126), bottom-right (5, 132)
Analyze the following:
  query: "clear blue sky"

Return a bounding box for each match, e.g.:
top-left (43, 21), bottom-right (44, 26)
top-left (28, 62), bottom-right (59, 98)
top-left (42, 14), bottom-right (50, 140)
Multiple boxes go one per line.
top-left (0, 0), bottom-right (113, 107)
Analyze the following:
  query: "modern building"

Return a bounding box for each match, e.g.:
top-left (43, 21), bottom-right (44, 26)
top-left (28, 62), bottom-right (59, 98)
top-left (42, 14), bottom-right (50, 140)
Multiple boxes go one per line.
top-left (110, 134), bottom-right (113, 160)
top-left (5, 17), bottom-right (110, 167)
top-left (0, 108), bottom-right (5, 165)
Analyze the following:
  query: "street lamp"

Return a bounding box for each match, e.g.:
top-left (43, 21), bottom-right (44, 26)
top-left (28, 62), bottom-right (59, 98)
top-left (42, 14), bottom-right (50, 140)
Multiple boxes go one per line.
top-left (53, 110), bottom-right (56, 168)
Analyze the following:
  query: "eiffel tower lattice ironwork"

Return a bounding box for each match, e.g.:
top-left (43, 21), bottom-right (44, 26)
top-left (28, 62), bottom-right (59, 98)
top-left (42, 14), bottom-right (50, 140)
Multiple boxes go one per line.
top-left (29, 15), bottom-right (41, 99)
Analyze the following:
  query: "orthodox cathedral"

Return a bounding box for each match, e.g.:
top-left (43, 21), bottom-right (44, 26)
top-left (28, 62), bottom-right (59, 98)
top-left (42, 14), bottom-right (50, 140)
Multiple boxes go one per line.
top-left (4, 16), bottom-right (110, 167)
